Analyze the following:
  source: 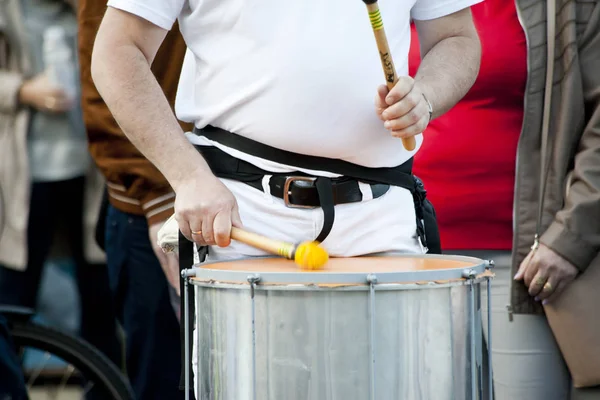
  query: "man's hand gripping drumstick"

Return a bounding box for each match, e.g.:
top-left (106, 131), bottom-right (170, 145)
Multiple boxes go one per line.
top-left (363, 0), bottom-right (481, 148)
top-left (364, 0), bottom-right (418, 151)
top-left (231, 227), bottom-right (329, 270)
top-left (158, 216), bottom-right (329, 269)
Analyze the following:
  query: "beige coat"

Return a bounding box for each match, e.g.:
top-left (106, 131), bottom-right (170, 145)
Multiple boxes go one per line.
top-left (0, 0), bottom-right (105, 271)
top-left (510, 0), bottom-right (600, 315)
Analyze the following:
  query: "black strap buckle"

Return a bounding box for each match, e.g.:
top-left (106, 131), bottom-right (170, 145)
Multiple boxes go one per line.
top-left (283, 176), bottom-right (317, 209)
top-left (412, 176), bottom-right (429, 250)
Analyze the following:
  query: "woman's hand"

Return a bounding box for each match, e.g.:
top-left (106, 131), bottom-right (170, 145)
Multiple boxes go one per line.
top-left (514, 243), bottom-right (579, 305)
top-left (18, 73), bottom-right (73, 113)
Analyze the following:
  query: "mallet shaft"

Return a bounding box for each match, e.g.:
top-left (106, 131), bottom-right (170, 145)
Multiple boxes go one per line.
top-left (365, 2), bottom-right (417, 151)
top-left (231, 227), bottom-right (295, 259)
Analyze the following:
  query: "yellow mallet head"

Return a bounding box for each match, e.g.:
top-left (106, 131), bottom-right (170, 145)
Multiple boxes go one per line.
top-left (293, 241), bottom-right (329, 270)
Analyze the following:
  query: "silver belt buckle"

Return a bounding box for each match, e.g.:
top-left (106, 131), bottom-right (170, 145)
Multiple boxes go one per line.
top-left (283, 176), bottom-right (317, 209)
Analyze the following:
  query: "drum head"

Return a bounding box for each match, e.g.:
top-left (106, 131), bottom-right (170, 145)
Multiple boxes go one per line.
top-left (192, 254), bottom-right (490, 286)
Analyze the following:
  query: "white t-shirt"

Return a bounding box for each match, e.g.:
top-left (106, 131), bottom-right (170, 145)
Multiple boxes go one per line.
top-left (107, 0), bottom-right (479, 174)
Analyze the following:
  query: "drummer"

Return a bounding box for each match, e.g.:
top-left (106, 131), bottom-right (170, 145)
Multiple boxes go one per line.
top-left (91, 0), bottom-right (482, 392)
top-left (91, 0), bottom-right (481, 259)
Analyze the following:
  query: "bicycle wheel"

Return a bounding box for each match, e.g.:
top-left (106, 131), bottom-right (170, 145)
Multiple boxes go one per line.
top-left (10, 320), bottom-right (134, 400)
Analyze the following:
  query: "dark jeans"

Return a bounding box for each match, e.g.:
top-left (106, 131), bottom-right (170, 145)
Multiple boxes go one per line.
top-left (0, 177), bottom-right (121, 365)
top-left (0, 314), bottom-right (28, 400)
top-left (105, 205), bottom-right (184, 399)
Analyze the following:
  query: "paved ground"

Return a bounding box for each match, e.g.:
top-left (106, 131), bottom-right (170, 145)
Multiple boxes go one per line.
top-left (29, 387), bottom-right (80, 400)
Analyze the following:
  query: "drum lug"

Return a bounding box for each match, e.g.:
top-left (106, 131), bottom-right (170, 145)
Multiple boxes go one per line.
top-left (246, 273), bottom-right (262, 400)
top-left (366, 274), bottom-right (378, 284)
top-left (462, 269), bottom-right (477, 279)
top-left (506, 305), bottom-right (514, 322)
top-left (366, 274), bottom-right (378, 400)
top-left (247, 274), bottom-right (261, 298)
top-left (181, 268), bottom-right (197, 279)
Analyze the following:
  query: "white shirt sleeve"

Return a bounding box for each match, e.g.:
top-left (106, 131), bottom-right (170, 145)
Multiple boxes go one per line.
top-left (411, 0), bottom-right (483, 21)
top-left (106, 0), bottom-right (186, 31)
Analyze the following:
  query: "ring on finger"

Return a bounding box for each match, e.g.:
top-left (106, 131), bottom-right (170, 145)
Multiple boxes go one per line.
top-left (191, 230), bottom-right (202, 236)
top-left (535, 276), bottom-right (547, 286)
top-left (543, 282), bottom-right (553, 292)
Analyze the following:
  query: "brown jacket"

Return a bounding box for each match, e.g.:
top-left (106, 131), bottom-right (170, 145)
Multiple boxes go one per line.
top-left (511, 0), bottom-right (600, 314)
top-left (77, 2), bottom-right (192, 225)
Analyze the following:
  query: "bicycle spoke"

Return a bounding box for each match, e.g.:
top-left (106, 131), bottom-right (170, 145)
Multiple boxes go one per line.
top-left (81, 380), bottom-right (95, 397)
top-left (49, 383), bottom-right (59, 400)
top-left (58, 364), bottom-right (75, 392)
top-left (26, 351), bottom-right (52, 389)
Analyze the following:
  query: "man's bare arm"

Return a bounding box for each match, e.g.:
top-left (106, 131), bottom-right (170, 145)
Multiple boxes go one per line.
top-left (91, 8), bottom-right (213, 190)
top-left (413, 8), bottom-right (481, 119)
top-left (92, 8), bottom-right (241, 247)
top-left (376, 8), bottom-right (479, 138)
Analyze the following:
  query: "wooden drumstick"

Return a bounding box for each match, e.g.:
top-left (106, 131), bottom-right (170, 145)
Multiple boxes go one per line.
top-left (363, 0), bottom-right (417, 151)
top-left (231, 227), bottom-right (329, 270)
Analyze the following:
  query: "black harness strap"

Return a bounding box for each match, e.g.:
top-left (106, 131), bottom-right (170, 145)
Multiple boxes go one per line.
top-left (194, 125), bottom-right (441, 254)
top-left (314, 177), bottom-right (335, 242)
top-left (196, 126), bottom-right (415, 189)
top-left (192, 125), bottom-right (436, 251)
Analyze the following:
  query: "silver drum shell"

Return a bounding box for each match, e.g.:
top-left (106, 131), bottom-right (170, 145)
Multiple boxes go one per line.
top-left (191, 259), bottom-right (489, 400)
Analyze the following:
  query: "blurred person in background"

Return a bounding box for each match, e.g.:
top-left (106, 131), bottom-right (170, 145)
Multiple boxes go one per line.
top-left (0, 10), bottom-right (28, 400)
top-left (410, 0), bottom-right (600, 399)
top-left (77, 1), bottom-right (192, 398)
top-left (0, 0), bottom-right (121, 382)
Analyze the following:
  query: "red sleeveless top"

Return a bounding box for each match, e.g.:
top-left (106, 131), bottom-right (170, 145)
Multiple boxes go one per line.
top-left (410, 0), bottom-right (528, 250)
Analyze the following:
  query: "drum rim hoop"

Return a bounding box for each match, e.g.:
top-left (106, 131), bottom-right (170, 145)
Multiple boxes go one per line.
top-left (189, 254), bottom-right (491, 285)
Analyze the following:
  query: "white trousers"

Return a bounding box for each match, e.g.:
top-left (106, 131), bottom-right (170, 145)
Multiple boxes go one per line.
top-left (192, 178), bottom-right (424, 398)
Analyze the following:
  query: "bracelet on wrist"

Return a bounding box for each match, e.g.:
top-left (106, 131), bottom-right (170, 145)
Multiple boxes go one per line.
top-left (422, 93), bottom-right (433, 122)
